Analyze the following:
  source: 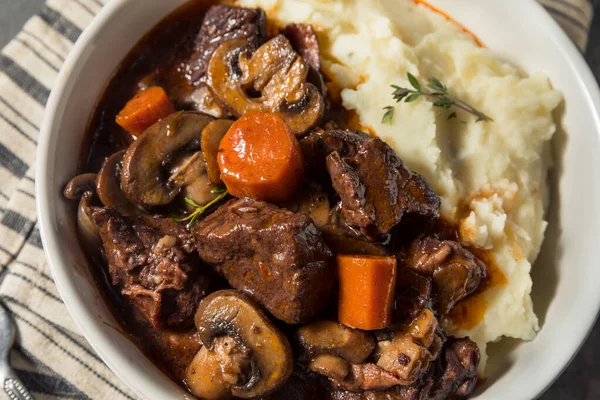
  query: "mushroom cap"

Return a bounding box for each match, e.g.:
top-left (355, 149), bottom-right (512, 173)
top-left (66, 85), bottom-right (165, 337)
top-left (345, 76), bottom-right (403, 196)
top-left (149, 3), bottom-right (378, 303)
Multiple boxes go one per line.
top-left (63, 173), bottom-right (97, 200)
top-left (121, 111), bottom-right (214, 207)
top-left (296, 320), bottom-right (376, 364)
top-left (96, 151), bottom-right (140, 216)
top-left (194, 289), bottom-right (293, 399)
top-left (186, 346), bottom-right (234, 400)
top-left (207, 36), bottom-right (324, 136)
top-left (201, 119), bottom-right (234, 185)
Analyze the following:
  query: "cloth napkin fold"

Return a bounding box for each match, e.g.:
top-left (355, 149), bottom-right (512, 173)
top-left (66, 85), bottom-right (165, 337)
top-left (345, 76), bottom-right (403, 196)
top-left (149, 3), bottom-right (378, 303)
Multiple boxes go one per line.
top-left (0, 0), bottom-right (593, 399)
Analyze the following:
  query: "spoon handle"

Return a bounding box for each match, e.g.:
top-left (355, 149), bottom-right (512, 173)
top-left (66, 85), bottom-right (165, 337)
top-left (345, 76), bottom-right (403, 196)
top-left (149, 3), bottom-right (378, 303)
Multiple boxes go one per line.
top-left (4, 377), bottom-right (33, 400)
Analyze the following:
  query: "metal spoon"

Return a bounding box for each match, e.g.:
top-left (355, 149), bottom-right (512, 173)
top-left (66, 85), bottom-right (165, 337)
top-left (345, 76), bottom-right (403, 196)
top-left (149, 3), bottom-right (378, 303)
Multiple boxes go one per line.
top-left (0, 303), bottom-right (34, 400)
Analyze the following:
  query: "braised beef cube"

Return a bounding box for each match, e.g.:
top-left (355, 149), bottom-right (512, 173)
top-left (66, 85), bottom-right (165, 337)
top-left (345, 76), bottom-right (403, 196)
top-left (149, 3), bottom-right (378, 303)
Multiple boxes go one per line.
top-left (320, 224), bottom-right (389, 257)
top-left (88, 207), bottom-right (212, 328)
top-left (283, 23), bottom-right (321, 71)
top-left (328, 337), bottom-right (479, 400)
top-left (329, 382), bottom-right (420, 400)
top-left (184, 5), bottom-right (266, 85)
top-left (302, 129), bottom-right (440, 241)
top-left (300, 129), bottom-right (369, 175)
top-left (138, 214), bottom-right (196, 254)
top-left (394, 268), bottom-right (433, 325)
top-left (402, 237), bottom-right (486, 314)
top-left (419, 337), bottom-right (480, 400)
top-left (192, 198), bottom-right (334, 324)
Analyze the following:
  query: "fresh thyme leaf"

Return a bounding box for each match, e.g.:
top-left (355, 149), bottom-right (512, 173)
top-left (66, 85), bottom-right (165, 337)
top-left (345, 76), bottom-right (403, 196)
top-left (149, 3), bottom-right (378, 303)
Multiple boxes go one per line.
top-left (447, 112), bottom-right (457, 120)
top-left (427, 78), bottom-right (446, 92)
top-left (170, 214), bottom-right (188, 223)
top-left (211, 186), bottom-right (227, 194)
top-left (188, 213), bottom-right (200, 228)
top-left (172, 190), bottom-right (230, 227)
top-left (382, 106), bottom-right (395, 124)
top-left (407, 73), bottom-right (421, 91)
top-left (405, 93), bottom-right (421, 103)
top-left (385, 73), bottom-right (493, 123)
top-left (184, 197), bottom-right (202, 208)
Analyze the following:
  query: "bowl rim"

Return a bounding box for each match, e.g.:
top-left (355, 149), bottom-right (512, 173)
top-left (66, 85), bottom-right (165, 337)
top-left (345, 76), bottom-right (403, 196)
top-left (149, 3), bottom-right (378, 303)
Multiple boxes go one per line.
top-left (35, 0), bottom-right (600, 399)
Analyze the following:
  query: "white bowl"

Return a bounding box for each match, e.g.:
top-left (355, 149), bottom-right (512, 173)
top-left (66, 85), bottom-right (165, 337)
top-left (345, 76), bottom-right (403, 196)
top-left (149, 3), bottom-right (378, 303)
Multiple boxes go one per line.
top-left (36, 0), bottom-right (600, 399)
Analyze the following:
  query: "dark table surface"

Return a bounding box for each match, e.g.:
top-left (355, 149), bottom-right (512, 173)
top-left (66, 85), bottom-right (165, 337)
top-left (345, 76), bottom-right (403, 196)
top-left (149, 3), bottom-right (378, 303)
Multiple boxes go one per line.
top-left (0, 0), bottom-right (599, 398)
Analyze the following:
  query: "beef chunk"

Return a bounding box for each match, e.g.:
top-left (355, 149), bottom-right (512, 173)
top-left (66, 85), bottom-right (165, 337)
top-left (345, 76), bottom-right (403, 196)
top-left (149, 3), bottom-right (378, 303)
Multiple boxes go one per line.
top-left (283, 23), bottom-right (321, 71)
top-left (192, 198), bottom-right (334, 324)
top-left (88, 207), bottom-right (212, 328)
top-left (329, 382), bottom-right (420, 400)
top-left (184, 5), bottom-right (266, 86)
top-left (419, 337), bottom-right (480, 400)
top-left (401, 238), bottom-right (486, 314)
top-left (394, 268), bottom-right (433, 325)
top-left (138, 214), bottom-right (196, 254)
top-left (328, 337), bottom-right (479, 400)
top-left (301, 130), bottom-right (440, 241)
top-left (320, 224), bottom-right (389, 257)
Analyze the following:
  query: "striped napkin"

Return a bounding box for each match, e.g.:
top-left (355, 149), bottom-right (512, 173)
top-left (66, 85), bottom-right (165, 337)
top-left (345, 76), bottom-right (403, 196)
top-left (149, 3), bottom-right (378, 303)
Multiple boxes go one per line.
top-left (0, 0), bottom-right (594, 399)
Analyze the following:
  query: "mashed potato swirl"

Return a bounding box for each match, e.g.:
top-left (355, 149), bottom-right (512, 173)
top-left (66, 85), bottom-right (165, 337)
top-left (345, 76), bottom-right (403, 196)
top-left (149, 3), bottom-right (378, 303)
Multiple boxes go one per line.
top-left (237, 0), bottom-right (562, 373)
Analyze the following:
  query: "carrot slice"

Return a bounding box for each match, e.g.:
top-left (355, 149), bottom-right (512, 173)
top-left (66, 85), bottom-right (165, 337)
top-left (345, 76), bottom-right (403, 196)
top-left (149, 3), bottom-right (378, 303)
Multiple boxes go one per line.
top-left (337, 255), bottom-right (397, 331)
top-left (217, 112), bottom-right (304, 203)
top-left (116, 86), bottom-right (175, 137)
top-left (412, 0), bottom-right (484, 47)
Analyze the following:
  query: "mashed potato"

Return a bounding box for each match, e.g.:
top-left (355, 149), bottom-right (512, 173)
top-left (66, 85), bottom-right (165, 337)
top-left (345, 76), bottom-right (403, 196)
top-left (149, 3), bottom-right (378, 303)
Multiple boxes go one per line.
top-left (237, 0), bottom-right (562, 373)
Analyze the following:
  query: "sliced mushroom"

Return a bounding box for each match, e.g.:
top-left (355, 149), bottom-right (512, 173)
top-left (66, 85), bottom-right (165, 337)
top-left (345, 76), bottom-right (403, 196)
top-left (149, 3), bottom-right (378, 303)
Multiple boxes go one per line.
top-left (201, 119), bottom-right (233, 185)
top-left (63, 174), bottom-right (101, 251)
top-left (308, 354), bottom-right (349, 381)
top-left (63, 173), bottom-right (97, 200)
top-left (296, 320), bottom-right (376, 364)
top-left (96, 151), bottom-right (140, 216)
top-left (168, 151), bottom-right (218, 210)
top-left (207, 35), bottom-right (324, 136)
top-left (186, 345), bottom-right (236, 400)
top-left (283, 181), bottom-right (330, 228)
top-left (121, 111), bottom-right (213, 207)
top-left (194, 290), bottom-right (293, 398)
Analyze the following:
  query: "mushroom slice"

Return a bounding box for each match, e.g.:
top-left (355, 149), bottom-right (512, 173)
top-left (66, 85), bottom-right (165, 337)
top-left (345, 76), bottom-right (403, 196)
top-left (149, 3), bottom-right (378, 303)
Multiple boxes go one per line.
top-left (63, 174), bottom-right (101, 251)
top-left (308, 354), bottom-right (349, 381)
top-left (96, 151), bottom-right (140, 216)
top-left (186, 345), bottom-right (236, 400)
top-left (201, 119), bottom-right (233, 185)
top-left (283, 181), bottom-right (331, 228)
top-left (194, 290), bottom-right (293, 398)
top-left (63, 173), bottom-right (97, 200)
top-left (207, 36), bottom-right (324, 136)
top-left (296, 320), bottom-right (376, 364)
top-left (121, 111), bottom-right (213, 207)
top-left (168, 152), bottom-right (218, 210)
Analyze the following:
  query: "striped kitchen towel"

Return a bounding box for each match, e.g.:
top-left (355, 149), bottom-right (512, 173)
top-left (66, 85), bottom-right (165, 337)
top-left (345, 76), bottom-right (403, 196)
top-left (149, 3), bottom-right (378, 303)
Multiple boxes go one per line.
top-left (0, 0), bottom-right (594, 399)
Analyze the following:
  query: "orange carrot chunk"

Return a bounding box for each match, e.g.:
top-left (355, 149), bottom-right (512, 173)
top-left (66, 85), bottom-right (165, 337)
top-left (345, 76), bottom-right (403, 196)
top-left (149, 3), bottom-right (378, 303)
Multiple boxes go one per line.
top-left (217, 112), bottom-right (304, 203)
top-left (337, 255), bottom-right (397, 331)
top-left (116, 86), bottom-right (175, 137)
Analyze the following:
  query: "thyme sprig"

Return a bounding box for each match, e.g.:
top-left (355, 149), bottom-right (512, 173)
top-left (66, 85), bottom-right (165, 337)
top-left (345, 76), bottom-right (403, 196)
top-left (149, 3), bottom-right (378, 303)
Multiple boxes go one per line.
top-left (172, 189), bottom-right (229, 227)
top-left (382, 73), bottom-right (493, 124)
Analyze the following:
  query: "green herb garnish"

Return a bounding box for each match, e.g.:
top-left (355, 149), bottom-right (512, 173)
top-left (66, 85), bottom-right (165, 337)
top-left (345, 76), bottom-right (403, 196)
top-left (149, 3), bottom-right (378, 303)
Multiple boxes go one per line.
top-left (172, 190), bottom-right (229, 227)
top-left (383, 73), bottom-right (493, 124)
top-left (210, 186), bottom-right (227, 194)
top-left (382, 106), bottom-right (395, 124)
